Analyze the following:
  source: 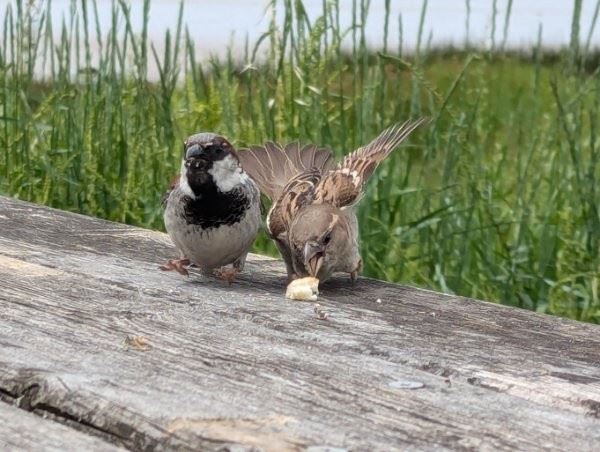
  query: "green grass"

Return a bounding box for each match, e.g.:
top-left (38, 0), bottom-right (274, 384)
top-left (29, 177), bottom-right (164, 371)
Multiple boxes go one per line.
top-left (1, 0), bottom-right (599, 322)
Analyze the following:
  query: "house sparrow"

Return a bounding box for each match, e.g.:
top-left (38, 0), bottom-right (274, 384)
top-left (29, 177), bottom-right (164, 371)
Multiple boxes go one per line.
top-left (161, 133), bottom-right (261, 283)
top-left (238, 119), bottom-right (427, 283)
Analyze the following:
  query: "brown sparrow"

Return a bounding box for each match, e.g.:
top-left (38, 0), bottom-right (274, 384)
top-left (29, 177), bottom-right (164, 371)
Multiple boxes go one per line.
top-left (238, 119), bottom-right (427, 283)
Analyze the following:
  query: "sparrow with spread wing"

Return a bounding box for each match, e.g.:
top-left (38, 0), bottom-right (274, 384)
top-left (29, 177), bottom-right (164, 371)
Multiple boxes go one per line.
top-left (238, 119), bottom-right (427, 283)
top-left (161, 133), bottom-right (261, 283)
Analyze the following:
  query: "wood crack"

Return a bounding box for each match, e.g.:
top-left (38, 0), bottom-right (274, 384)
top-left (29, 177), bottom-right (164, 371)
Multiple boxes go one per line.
top-left (0, 384), bottom-right (133, 450)
top-left (0, 374), bottom-right (304, 451)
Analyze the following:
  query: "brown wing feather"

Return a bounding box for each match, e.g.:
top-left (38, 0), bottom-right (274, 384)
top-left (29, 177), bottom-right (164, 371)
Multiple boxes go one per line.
top-left (316, 118), bottom-right (428, 208)
top-left (339, 118), bottom-right (428, 178)
top-left (313, 170), bottom-right (362, 207)
top-left (267, 168), bottom-right (322, 238)
top-left (237, 142), bottom-right (332, 200)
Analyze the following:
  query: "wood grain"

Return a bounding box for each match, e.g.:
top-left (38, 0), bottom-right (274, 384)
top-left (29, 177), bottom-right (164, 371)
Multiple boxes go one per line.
top-left (0, 400), bottom-right (124, 451)
top-left (1, 195), bottom-right (599, 451)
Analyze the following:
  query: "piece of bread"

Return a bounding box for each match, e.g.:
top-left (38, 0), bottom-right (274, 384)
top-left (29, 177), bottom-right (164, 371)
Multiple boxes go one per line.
top-left (286, 277), bottom-right (320, 301)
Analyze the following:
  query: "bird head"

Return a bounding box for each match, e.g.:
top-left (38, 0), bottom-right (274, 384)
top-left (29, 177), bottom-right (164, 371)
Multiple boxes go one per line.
top-left (289, 204), bottom-right (347, 280)
top-left (180, 133), bottom-right (243, 197)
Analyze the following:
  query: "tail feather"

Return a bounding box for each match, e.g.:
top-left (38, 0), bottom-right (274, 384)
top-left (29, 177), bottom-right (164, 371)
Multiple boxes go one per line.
top-left (238, 142), bottom-right (333, 200)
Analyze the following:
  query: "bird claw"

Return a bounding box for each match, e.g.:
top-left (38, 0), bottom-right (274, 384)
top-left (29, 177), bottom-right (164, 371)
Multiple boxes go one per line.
top-left (213, 267), bottom-right (238, 285)
top-left (160, 258), bottom-right (191, 276)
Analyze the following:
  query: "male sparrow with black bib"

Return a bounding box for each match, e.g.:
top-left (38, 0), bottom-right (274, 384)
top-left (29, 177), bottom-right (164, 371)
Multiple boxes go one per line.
top-left (161, 133), bottom-right (261, 283)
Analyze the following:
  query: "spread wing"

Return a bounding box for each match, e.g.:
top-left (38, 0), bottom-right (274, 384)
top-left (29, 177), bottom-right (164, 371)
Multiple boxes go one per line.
top-left (237, 142), bottom-right (332, 201)
top-left (314, 118), bottom-right (428, 208)
top-left (244, 118), bottom-right (426, 237)
top-left (267, 168), bottom-right (322, 238)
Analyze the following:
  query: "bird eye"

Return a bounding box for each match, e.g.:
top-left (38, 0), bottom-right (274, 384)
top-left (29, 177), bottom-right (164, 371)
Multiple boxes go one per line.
top-left (208, 145), bottom-right (224, 156)
top-left (323, 232), bottom-right (332, 245)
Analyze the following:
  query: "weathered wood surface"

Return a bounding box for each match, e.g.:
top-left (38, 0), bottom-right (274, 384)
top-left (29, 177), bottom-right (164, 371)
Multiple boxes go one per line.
top-left (1, 195), bottom-right (599, 451)
top-left (0, 401), bottom-right (125, 451)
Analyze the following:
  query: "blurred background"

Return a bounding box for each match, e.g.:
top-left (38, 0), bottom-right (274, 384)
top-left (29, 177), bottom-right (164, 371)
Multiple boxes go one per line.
top-left (3, 1), bottom-right (600, 61)
top-left (0, 0), bottom-right (598, 322)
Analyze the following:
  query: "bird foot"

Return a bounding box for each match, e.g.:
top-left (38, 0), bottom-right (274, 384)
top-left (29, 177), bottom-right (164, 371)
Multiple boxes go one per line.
top-left (160, 258), bottom-right (191, 276)
top-left (213, 266), bottom-right (238, 285)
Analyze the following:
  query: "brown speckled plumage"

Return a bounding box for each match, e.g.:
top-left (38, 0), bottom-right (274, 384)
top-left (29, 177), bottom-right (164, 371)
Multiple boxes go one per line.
top-left (238, 119), bottom-right (428, 282)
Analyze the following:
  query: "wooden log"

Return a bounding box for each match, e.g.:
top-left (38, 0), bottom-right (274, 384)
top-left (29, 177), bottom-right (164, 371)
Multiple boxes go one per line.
top-left (0, 195), bottom-right (599, 451)
top-left (0, 400), bottom-right (124, 451)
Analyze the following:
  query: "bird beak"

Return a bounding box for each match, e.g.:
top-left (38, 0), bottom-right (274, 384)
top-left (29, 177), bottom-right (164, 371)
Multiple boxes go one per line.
top-left (304, 241), bottom-right (324, 277)
top-left (185, 143), bottom-right (203, 159)
top-left (184, 144), bottom-right (209, 169)
top-left (185, 157), bottom-right (209, 170)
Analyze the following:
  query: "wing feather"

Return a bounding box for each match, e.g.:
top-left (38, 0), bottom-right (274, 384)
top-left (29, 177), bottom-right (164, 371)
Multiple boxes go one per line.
top-left (315, 118), bottom-right (428, 207)
top-left (267, 168), bottom-right (322, 238)
top-left (237, 142), bottom-right (333, 201)
top-left (240, 118), bottom-right (426, 235)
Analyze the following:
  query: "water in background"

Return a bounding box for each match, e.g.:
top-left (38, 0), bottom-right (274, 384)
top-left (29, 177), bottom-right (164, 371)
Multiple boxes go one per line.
top-left (2, 0), bottom-right (599, 77)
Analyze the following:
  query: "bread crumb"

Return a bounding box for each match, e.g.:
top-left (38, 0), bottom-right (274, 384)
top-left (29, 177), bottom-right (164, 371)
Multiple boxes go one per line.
top-left (313, 303), bottom-right (329, 320)
top-left (286, 277), bottom-right (319, 301)
top-left (124, 335), bottom-right (151, 351)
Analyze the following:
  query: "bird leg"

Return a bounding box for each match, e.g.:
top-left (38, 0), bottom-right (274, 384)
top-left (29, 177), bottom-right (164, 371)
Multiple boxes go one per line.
top-left (213, 266), bottom-right (239, 285)
top-left (274, 238), bottom-right (299, 285)
top-left (160, 258), bottom-right (191, 276)
top-left (212, 254), bottom-right (245, 285)
top-left (350, 259), bottom-right (363, 284)
top-left (233, 253), bottom-right (247, 272)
